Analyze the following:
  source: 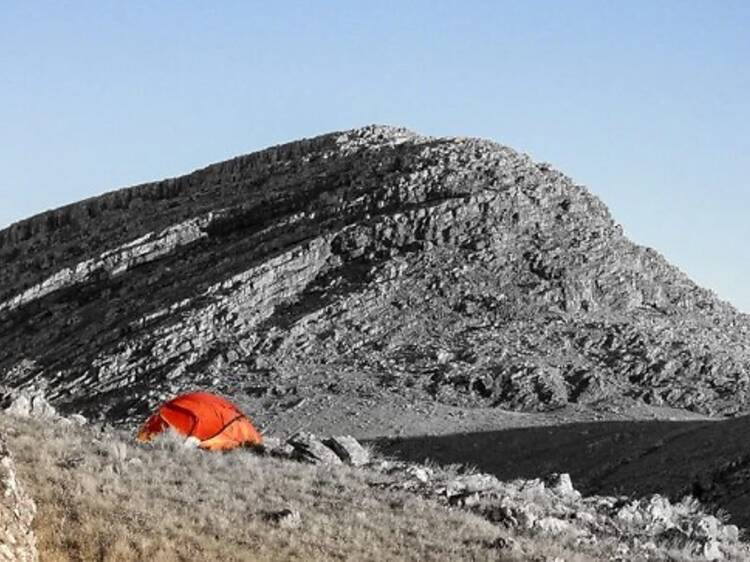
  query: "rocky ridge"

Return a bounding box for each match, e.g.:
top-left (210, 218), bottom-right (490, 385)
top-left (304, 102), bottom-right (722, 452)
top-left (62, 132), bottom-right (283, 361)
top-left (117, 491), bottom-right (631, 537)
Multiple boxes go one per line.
top-left (1, 125), bottom-right (749, 422)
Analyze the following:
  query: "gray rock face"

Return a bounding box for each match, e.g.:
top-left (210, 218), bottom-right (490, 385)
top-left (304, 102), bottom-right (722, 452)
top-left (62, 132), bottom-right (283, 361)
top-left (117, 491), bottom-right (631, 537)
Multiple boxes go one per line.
top-left (3, 391), bottom-right (57, 420)
top-left (0, 436), bottom-right (38, 562)
top-left (1, 125), bottom-right (749, 422)
top-left (544, 472), bottom-right (580, 500)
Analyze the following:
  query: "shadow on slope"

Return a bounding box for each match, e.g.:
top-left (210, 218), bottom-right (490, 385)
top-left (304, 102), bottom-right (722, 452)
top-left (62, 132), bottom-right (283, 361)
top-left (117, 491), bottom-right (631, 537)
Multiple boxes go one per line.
top-left (374, 415), bottom-right (750, 527)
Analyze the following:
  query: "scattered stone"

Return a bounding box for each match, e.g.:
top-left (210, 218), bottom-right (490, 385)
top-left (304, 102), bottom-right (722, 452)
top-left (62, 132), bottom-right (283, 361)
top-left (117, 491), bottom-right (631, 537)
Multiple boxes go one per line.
top-left (469, 536), bottom-right (516, 551)
top-left (699, 539), bottom-right (724, 561)
top-left (693, 514), bottom-right (722, 540)
top-left (535, 516), bottom-right (574, 536)
top-left (261, 436), bottom-right (281, 450)
top-left (436, 350), bottom-right (455, 364)
top-left (67, 414), bottom-right (88, 426)
top-left (323, 435), bottom-right (370, 466)
top-left (486, 536), bottom-right (515, 550)
top-left (4, 394), bottom-right (31, 417)
top-left (406, 466), bottom-right (431, 483)
top-left (448, 491), bottom-right (481, 508)
top-left (493, 502), bottom-right (536, 530)
top-left (260, 436), bottom-right (295, 459)
top-left (544, 472), bottom-right (580, 500)
top-left (368, 453), bottom-right (749, 560)
top-left (446, 473), bottom-right (501, 497)
top-left (720, 524), bottom-right (739, 543)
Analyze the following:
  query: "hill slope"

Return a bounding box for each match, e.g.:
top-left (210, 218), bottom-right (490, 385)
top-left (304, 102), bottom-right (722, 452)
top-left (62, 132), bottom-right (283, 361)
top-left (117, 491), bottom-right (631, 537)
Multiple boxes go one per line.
top-left (4, 412), bottom-right (748, 562)
top-left (1, 125), bottom-right (749, 423)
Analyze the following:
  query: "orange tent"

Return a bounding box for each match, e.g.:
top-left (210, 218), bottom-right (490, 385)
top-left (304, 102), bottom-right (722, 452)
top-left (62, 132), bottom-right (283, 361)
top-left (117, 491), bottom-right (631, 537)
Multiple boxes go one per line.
top-left (136, 391), bottom-right (263, 451)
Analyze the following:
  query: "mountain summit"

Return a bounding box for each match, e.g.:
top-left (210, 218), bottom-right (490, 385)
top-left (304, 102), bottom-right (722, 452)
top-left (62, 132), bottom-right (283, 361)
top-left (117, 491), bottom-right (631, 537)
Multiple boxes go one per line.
top-left (1, 125), bottom-right (748, 423)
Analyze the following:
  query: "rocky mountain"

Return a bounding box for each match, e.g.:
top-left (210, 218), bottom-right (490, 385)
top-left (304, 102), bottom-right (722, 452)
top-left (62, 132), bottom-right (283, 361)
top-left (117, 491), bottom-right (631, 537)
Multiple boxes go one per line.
top-left (1, 125), bottom-right (749, 424)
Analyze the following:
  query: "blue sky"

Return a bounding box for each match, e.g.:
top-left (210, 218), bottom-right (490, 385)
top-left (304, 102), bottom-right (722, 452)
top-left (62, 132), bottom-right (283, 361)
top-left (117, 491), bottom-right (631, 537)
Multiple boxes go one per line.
top-left (1, 2), bottom-right (748, 311)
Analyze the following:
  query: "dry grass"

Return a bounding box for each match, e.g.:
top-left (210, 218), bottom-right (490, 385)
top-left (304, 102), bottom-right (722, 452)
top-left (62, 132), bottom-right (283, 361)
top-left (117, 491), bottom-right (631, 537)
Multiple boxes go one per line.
top-left (1, 414), bottom-right (599, 562)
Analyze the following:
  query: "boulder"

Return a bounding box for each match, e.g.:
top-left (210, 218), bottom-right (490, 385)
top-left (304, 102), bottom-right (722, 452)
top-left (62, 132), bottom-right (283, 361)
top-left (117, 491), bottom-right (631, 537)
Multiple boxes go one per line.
top-left (66, 414), bottom-right (88, 426)
top-left (4, 390), bottom-right (57, 420)
top-left (692, 514), bottom-right (722, 541)
top-left (261, 436), bottom-right (295, 459)
top-left (445, 473), bottom-right (501, 497)
top-left (287, 432), bottom-right (342, 465)
top-left (699, 539), bottom-right (724, 561)
top-left (323, 435), bottom-right (370, 466)
top-left (406, 466), bottom-right (432, 483)
top-left (544, 472), bottom-right (581, 500)
top-left (535, 516), bottom-right (575, 536)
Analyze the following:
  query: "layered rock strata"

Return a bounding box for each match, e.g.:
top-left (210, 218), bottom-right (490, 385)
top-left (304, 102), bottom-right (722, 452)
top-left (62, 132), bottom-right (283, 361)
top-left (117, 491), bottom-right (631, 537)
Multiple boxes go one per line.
top-left (1, 126), bottom-right (748, 421)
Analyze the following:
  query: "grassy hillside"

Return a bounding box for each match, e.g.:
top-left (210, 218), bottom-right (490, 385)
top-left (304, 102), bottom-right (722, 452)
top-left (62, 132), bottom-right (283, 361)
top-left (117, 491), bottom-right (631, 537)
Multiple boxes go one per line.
top-left (1, 414), bottom-right (599, 562)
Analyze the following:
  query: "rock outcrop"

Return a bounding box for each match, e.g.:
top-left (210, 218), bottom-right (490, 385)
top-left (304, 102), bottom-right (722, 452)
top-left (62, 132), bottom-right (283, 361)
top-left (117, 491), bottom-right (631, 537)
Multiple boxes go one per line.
top-left (0, 435), bottom-right (38, 562)
top-left (323, 435), bottom-right (370, 467)
top-left (287, 432), bottom-right (343, 465)
top-left (1, 125), bottom-right (749, 422)
top-left (0, 387), bottom-right (58, 420)
top-left (269, 432), bottom-right (371, 467)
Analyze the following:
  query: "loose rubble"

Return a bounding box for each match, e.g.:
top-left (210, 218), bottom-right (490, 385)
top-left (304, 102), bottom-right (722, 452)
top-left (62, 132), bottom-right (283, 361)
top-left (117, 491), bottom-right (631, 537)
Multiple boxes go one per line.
top-left (259, 432), bottom-right (748, 560)
top-left (373, 459), bottom-right (746, 561)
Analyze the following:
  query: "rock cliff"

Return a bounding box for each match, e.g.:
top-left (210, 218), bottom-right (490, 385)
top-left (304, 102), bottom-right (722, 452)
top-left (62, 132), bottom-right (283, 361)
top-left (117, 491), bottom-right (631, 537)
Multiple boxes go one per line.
top-left (1, 125), bottom-right (749, 422)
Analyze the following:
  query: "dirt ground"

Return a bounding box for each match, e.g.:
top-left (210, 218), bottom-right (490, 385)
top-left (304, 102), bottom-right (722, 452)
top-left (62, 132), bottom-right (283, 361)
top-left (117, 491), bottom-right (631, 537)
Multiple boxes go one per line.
top-left (243, 390), bottom-right (711, 440)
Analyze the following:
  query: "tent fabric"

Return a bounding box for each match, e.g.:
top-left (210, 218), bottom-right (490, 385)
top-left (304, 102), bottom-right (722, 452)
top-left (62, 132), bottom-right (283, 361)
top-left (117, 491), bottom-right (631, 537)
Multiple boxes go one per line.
top-left (137, 391), bottom-right (263, 451)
